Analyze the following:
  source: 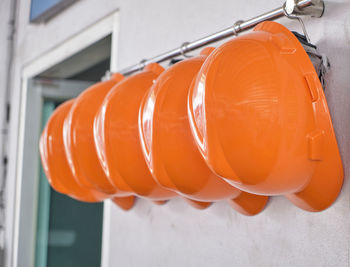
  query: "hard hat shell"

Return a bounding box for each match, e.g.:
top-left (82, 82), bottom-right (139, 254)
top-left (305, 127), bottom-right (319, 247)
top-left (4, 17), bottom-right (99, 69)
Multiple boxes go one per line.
top-left (188, 21), bottom-right (343, 212)
top-left (139, 48), bottom-right (268, 215)
top-left (39, 100), bottom-right (108, 202)
top-left (94, 63), bottom-right (176, 201)
top-left (63, 73), bottom-right (131, 196)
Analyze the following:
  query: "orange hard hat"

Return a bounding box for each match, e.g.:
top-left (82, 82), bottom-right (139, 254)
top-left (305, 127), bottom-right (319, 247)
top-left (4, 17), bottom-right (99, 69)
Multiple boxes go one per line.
top-left (94, 63), bottom-right (177, 201)
top-left (39, 100), bottom-right (108, 202)
top-left (139, 48), bottom-right (268, 215)
top-left (188, 21), bottom-right (343, 212)
top-left (40, 99), bottom-right (135, 210)
top-left (63, 73), bottom-right (131, 197)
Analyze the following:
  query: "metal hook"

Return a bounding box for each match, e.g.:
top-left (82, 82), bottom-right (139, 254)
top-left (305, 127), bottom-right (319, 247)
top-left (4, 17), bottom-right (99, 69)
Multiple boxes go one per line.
top-left (282, 2), bottom-right (311, 43)
top-left (101, 70), bottom-right (112, 81)
top-left (139, 59), bottom-right (147, 69)
top-left (180, 42), bottom-right (192, 58)
top-left (232, 20), bottom-right (244, 36)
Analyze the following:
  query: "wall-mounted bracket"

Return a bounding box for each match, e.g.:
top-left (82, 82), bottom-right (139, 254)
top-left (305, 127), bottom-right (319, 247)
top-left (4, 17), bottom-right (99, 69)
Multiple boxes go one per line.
top-left (286, 0), bottom-right (325, 17)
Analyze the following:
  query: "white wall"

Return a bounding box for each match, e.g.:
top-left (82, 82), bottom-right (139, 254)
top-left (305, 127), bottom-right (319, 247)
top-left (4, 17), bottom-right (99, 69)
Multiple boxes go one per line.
top-left (5, 0), bottom-right (350, 266)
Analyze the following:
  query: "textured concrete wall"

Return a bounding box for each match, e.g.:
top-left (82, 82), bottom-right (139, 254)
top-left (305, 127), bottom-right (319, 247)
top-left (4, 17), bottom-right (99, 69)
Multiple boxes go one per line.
top-left (4, 0), bottom-right (350, 266)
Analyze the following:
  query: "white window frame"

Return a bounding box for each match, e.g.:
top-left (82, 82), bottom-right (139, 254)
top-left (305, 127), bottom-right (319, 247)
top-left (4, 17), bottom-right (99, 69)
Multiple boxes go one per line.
top-left (6, 10), bottom-right (120, 267)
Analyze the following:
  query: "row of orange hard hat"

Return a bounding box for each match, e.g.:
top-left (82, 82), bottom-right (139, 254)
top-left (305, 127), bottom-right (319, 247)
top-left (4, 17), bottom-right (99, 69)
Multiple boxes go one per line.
top-left (40, 21), bottom-right (343, 215)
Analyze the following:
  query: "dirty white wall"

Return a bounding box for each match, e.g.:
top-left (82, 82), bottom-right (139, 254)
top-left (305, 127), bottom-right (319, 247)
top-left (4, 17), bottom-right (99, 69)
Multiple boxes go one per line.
top-left (4, 0), bottom-right (350, 266)
top-left (0, 0), bottom-right (12, 263)
top-left (0, 0), bottom-right (11, 180)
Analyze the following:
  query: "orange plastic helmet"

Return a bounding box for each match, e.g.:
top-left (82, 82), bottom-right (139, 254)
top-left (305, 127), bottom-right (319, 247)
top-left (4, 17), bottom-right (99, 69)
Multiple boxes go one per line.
top-left (139, 48), bottom-right (268, 215)
top-left (63, 73), bottom-right (131, 197)
top-left (40, 100), bottom-right (105, 202)
top-left (188, 21), bottom-right (343, 212)
top-left (94, 63), bottom-right (177, 202)
top-left (40, 100), bottom-right (135, 210)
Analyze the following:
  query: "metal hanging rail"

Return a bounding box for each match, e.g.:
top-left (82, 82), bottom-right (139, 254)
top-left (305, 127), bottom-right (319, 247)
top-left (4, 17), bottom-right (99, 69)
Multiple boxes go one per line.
top-left (118, 0), bottom-right (324, 76)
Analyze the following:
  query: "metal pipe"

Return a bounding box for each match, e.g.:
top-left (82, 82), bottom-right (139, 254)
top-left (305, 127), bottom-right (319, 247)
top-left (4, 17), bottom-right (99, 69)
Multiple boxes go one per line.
top-left (119, 0), bottom-right (323, 75)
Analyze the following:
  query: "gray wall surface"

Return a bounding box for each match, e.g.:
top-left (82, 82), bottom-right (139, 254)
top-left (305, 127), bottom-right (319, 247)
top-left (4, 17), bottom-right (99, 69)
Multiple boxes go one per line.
top-left (2, 0), bottom-right (350, 266)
